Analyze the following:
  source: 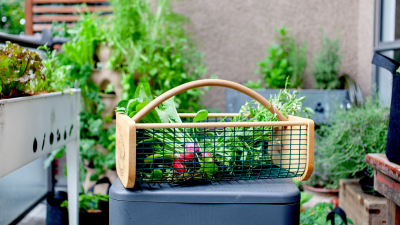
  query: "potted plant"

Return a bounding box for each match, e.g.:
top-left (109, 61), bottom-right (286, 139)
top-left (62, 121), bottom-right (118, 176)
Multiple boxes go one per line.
top-left (47, 191), bottom-right (109, 225)
top-left (303, 96), bottom-right (389, 191)
top-left (226, 29), bottom-right (360, 124)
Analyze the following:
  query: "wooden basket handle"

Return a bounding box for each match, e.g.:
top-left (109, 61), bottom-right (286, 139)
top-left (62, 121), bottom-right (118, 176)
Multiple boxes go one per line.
top-left (132, 79), bottom-right (288, 122)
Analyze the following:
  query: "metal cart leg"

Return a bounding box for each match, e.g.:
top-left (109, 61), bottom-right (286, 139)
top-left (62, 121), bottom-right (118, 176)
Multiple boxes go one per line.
top-left (66, 139), bottom-right (80, 225)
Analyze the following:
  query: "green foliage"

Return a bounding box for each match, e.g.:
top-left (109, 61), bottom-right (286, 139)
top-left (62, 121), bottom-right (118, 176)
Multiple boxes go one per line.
top-left (246, 27), bottom-right (307, 89)
top-left (44, 147), bottom-right (66, 169)
top-left (0, 42), bottom-right (45, 97)
top-left (242, 80), bottom-right (263, 89)
top-left (61, 192), bottom-right (109, 212)
top-left (107, 0), bottom-right (208, 112)
top-left (313, 31), bottom-right (342, 89)
top-left (0, 0), bottom-right (24, 34)
top-left (305, 96), bottom-right (389, 189)
top-left (300, 192), bottom-right (313, 208)
top-left (30, 44), bottom-right (66, 93)
top-left (47, 1), bottom-right (209, 182)
top-left (55, 13), bottom-right (105, 113)
top-left (300, 203), bottom-right (353, 225)
top-left (50, 13), bottom-right (116, 179)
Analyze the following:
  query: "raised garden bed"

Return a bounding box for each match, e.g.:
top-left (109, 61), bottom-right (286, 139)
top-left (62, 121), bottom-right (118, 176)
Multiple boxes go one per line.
top-left (0, 89), bottom-right (81, 225)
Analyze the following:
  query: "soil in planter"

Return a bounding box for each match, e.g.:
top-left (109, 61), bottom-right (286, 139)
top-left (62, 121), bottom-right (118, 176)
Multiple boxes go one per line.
top-left (0, 89), bottom-right (49, 100)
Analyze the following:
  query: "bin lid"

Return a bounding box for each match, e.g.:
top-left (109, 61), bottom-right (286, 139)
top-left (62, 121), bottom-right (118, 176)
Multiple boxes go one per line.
top-left (110, 178), bottom-right (300, 204)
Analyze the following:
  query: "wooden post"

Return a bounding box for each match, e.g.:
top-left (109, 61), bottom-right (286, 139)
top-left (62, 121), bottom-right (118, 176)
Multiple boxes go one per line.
top-left (387, 199), bottom-right (400, 225)
top-left (25, 0), bottom-right (33, 35)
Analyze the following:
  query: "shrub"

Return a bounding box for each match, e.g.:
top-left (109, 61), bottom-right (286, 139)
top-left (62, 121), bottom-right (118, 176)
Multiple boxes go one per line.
top-left (305, 96), bottom-right (389, 189)
top-left (312, 31), bottom-right (342, 89)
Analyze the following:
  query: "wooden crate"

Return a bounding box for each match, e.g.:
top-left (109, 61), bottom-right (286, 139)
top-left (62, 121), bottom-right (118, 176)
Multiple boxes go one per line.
top-left (339, 179), bottom-right (387, 225)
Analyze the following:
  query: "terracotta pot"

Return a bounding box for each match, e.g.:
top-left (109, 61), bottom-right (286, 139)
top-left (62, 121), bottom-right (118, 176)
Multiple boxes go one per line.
top-left (302, 184), bottom-right (339, 194)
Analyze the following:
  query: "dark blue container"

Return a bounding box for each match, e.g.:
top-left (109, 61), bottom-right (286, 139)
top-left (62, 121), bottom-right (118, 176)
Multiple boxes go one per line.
top-left (109, 178), bottom-right (300, 225)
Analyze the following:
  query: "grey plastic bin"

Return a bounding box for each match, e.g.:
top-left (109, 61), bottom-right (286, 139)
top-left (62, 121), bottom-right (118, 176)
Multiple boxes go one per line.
top-left (109, 178), bottom-right (300, 225)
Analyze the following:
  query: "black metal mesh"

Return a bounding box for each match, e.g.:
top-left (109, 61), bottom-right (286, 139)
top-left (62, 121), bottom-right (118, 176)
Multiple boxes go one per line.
top-left (135, 117), bottom-right (308, 183)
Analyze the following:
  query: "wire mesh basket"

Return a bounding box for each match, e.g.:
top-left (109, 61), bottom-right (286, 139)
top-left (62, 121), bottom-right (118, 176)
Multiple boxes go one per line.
top-left (116, 79), bottom-right (314, 188)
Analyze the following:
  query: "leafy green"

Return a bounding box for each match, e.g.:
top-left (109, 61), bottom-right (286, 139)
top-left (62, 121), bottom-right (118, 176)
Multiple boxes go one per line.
top-left (0, 41), bottom-right (45, 97)
top-left (300, 203), bottom-right (353, 225)
top-left (193, 109), bottom-right (208, 123)
top-left (30, 44), bottom-right (66, 93)
top-left (313, 31), bottom-right (342, 89)
top-left (107, 0), bottom-right (208, 112)
top-left (61, 192), bottom-right (109, 212)
top-left (245, 26), bottom-right (307, 89)
top-left (46, 13), bottom-right (117, 181)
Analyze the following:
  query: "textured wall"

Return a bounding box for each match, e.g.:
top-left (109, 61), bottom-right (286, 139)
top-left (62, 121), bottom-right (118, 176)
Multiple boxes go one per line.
top-left (173, 0), bottom-right (374, 112)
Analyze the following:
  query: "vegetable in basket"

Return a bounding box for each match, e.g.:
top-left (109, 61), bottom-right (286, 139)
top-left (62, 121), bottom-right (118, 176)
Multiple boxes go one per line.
top-left (116, 81), bottom-right (313, 183)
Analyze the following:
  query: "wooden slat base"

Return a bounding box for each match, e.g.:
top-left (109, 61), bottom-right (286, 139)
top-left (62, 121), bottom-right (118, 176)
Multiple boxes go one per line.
top-left (374, 170), bottom-right (400, 206)
top-left (366, 153), bottom-right (400, 224)
top-left (33, 6), bottom-right (112, 13)
top-left (339, 179), bottom-right (387, 225)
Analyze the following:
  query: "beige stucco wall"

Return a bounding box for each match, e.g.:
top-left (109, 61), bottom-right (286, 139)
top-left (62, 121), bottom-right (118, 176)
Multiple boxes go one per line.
top-left (173, 0), bottom-right (374, 112)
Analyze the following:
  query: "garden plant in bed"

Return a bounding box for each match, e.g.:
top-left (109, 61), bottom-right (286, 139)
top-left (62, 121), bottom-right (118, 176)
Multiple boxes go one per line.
top-left (47, 0), bottom-right (212, 184)
top-left (231, 29), bottom-right (363, 124)
top-left (0, 42), bottom-right (62, 98)
top-left (116, 81), bottom-right (313, 183)
top-left (304, 95), bottom-right (389, 190)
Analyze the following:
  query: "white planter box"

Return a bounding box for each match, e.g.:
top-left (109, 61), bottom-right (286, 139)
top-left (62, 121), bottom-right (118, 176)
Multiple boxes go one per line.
top-left (0, 90), bottom-right (80, 177)
top-left (0, 89), bottom-right (81, 225)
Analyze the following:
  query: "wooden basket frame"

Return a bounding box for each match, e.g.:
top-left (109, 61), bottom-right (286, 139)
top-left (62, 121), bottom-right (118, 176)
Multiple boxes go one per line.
top-left (116, 79), bottom-right (314, 188)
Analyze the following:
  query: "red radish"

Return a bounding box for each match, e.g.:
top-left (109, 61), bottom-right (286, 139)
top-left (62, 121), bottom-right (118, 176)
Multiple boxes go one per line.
top-left (201, 152), bottom-right (212, 157)
top-left (173, 163), bottom-right (187, 173)
top-left (174, 158), bottom-right (184, 163)
top-left (185, 143), bottom-right (200, 152)
top-left (200, 151), bottom-right (213, 162)
top-left (180, 150), bottom-right (195, 161)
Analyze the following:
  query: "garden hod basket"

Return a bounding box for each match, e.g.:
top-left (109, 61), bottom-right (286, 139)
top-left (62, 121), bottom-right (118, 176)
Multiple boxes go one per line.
top-left (116, 79), bottom-right (314, 188)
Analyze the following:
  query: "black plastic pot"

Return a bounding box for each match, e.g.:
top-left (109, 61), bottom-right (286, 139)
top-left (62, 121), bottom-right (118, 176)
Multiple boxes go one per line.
top-left (46, 191), bottom-right (69, 225)
top-left (46, 178), bottom-right (111, 225)
top-left (358, 176), bottom-right (383, 197)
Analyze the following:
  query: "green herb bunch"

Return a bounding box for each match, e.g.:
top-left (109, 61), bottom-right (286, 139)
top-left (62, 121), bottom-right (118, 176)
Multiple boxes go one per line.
top-left (312, 31), bottom-right (342, 89)
top-left (305, 96), bottom-right (389, 189)
top-left (61, 192), bottom-right (109, 212)
top-left (0, 42), bottom-right (45, 97)
top-left (29, 44), bottom-right (66, 93)
top-left (107, 0), bottom-right (208, 112)
top-left (245, 26), bottom-right (307, 89)
top-left (0, 0), bottom-right (24, 35)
